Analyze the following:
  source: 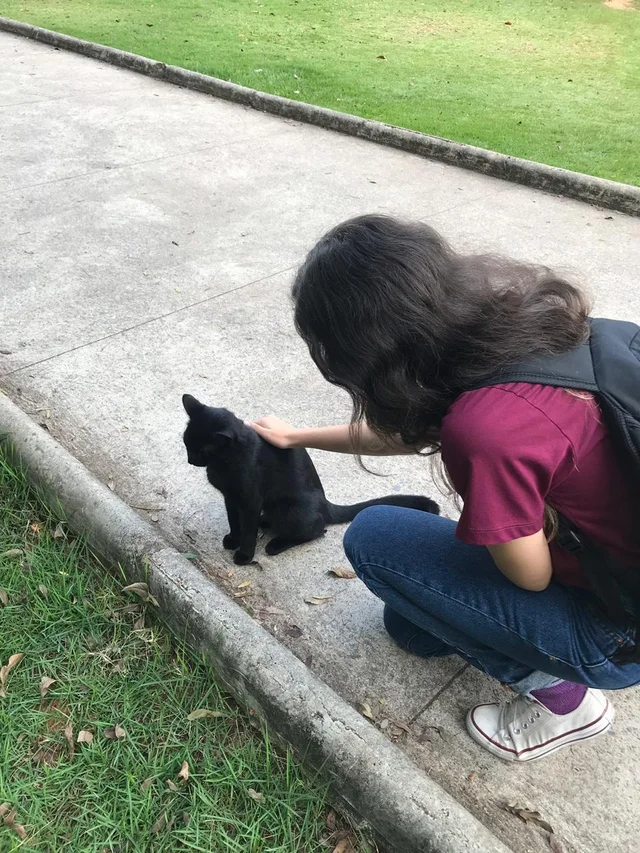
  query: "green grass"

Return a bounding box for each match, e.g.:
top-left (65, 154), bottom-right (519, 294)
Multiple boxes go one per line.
top-left (2, 0), bottom-right (640, 185)
top-left (0, 452), bottom-right (367, 852)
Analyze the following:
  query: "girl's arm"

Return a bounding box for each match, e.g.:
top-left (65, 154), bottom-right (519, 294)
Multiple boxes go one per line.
top-left (247, 416), bottom-right (415, 456)
top-left (487, 530), bottom-right (553, 592)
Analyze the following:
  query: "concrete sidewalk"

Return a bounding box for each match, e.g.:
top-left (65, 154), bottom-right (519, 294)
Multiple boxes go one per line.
top-left (2, 31), bottom-right (640, 853)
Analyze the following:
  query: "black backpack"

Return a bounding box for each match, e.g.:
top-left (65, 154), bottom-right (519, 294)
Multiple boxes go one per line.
top-left (475, 318), bottom-right (640, 661)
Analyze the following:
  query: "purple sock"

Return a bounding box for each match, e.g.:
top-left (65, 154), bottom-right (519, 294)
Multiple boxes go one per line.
top-left (530, 681), bottom-right (588, 715)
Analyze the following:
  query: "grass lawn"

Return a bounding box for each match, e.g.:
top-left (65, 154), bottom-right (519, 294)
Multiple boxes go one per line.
top-left (0, 452), bottom-right (368, 852)
top-left (2, 0), bottom-right (639, 185)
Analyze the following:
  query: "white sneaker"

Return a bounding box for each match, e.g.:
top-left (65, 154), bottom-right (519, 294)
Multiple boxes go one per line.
top-left (466, 688), bottom-right (614, 762)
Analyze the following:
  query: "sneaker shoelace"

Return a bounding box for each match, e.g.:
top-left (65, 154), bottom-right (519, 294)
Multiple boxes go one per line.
top-left (500, 694), bottom-right (543, 739)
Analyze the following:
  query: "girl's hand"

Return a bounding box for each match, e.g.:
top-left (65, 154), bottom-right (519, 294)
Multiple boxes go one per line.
top-left (246, 416), bottom-right (298, 449)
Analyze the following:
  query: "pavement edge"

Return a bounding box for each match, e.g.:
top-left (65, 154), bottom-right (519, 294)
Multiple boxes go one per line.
top-left (1, 16), bottom-right (639, 217)
top-left (0, 393), bottom-right (513, 853)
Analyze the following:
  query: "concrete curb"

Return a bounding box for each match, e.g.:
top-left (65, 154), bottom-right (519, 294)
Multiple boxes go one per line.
top-left (0, 392), bottom-right (513, 853)
top-left (2, 17), bottom-right (639, 217)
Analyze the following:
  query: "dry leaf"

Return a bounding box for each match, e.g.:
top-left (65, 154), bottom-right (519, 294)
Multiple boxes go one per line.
top-left (247, 788), bottom-right (264, 802)
top-left (64, 723), bottom-right (74, 760)
top-left (77, 730), bottom-right (94, 744)
top-left (326, 810), bottom-right (337, 831)
top-left (151, 813), bottom-right (167, 834)
top-left (53, 523), bottom-right (65, 539)
top-left (237, 580), bottom-right (252, 589)
top-left (107, 479), bottom-right (116, 491)
top-left (0, 589), bottom-right (8, 607)
top-left (0, 804), bottom-right (9, 818)
top-left (328, 566), bottom-right (356, 579)
top-left (1, 807), bottom-right (27, 840)
top-left (141, 776), bottom-right (153, 792)
top-left (187, 708), bottom-right (225, 721)
top-left (103, 724), bottom-right (126, 740)
top-left (39, 676), bottom-right (56, 698)
top-left (332, 838), bottom-right (355, 853)
top-left (133, 616), bottom-right (146, 631)
top-left (304, 595), bottom-right (333, 605)
top-left (166, 779), bottom-right (178, 792)
top-left (0, 653), bottom-right (25, 697)
top-left (1, 549), bottom-right (22, 559)
top-left (178, 761), bottom-right (189, 782)
top-left (504, 804), bottom-right (554, 834)
top-left (359, 702), bottom-right (374, 720)
top-left (38, 583), bottom-right (48, 598)
top-left (122, 582), bottom-right (159, 606)
top-left (285, 624), bottom-right (303, 638)
top-left (467, 771), bottom-right (477, 782)
top-left (390, 719), bottom-right (411, 733)
top-left (548, 836), bottom-right (566, 853)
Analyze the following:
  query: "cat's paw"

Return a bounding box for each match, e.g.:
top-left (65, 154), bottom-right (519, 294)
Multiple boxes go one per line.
top-left (223, 534), bottom-right (240, 550)
top-left (233, 550), bottom-right (254, 566)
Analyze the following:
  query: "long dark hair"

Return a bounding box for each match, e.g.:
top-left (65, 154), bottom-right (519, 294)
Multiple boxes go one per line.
top-left (292, 214), bottom-right (590, 450)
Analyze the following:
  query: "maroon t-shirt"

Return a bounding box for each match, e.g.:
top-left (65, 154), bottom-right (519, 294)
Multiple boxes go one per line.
top-left (441, 383), bottom-right (640, 588)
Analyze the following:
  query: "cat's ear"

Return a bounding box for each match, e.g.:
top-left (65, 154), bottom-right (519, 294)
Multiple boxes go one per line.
top-left (182, 394), bottom-right (203, 416)
top-left (215, 427), bottom-right (235, 440)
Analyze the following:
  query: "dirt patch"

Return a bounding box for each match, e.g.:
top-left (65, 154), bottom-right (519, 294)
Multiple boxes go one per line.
top-left (604, 0), bottom-right (636, 10)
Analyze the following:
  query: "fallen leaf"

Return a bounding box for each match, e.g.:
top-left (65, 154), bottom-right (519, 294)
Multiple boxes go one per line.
top-left (187, 708), bottom-right (225, 721)
top-left (103, 724), bottom-right (126, 740)
top-left (39, 676), bottom-right (56, 698)
top-left (1, 807), bottom-right (27, 840)
top-left (467, 771), bottom-right (477, 782)
top-left (503, 804), bottom-right (554, 834)
top-left (304, 595), bottom-right (333, 605)
top-left (77, 730), bottom-right (94, 744)
top-left (38, 583), bottom-right (49, 598)
top-left (141, 776), bottom-right (154, 792)
top-left (248, 788), bottom-right (264, 802)
top-left (328, 566), bottom-right (356, 579)
top-left (133, 616), bottom-right (146, 631)
top-left (390, 719), bottom-right (411, 733)
top-left (379, 718), bottom-right (389, 730)
top-left (178, 761), bottom-right (189, 782)
top-left (107, 479), bottom-right (116, 491)
top-left (237, 580), bottom-right (252, 589)
top-left (548, 836), bottom-right (566, 853)
top-left (64, 723), bottom-right (74, 760)
top-left (285, 624), bottom-right (303, 638)
top-left (1, 549), bottom-right (22, 559)
top-left (0, 589), bottom-right (8, 607)
top-left (332, 838), bottom-right (355, 853)
top-left (0, 653), bottom-right (25, 697)
top-left (326, 810), bottom-right (337, 831)
top-left (30, 522), bottom-right (43, 535)
top-left (53, 523), bottom-right (65, 539)
top-left (304, 653), bottom-right (313, 667)
top-left (122, 582), bottom-right (159, 606)
top-left (359, 702), bottom-right (374, 720)
top-left (151, 813), bottom-right (167, 834)
top-left (167, 779), bottom-right (178, 792)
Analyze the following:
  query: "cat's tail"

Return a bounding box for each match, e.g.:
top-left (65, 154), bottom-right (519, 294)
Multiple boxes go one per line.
top-left (326, 494), bottom-right (440, 524)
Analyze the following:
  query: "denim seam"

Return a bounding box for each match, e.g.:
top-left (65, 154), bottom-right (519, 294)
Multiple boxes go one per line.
top-left (355, 557), bottom-right (613, 672)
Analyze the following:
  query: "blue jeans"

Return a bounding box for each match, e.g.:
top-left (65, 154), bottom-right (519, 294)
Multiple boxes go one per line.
top-left (343, 506), bottom-right (640, 693)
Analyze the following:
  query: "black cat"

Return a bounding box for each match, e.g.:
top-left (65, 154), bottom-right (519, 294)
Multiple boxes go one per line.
top-left (182, 394), bottom-right (440, 565)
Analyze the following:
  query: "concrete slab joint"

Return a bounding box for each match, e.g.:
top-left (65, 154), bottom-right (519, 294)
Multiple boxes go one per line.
top-left (0, 394), bottom-right (512, 853)
top-left (0, 16), bottom-right (639, 217)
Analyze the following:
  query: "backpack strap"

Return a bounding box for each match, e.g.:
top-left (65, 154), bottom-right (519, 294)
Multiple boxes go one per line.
top-left (470, 334), bottom-right (598, 392)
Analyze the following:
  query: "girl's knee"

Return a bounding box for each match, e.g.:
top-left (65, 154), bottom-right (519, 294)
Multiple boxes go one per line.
top-left (343, 504), bottom-right (397, 567)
